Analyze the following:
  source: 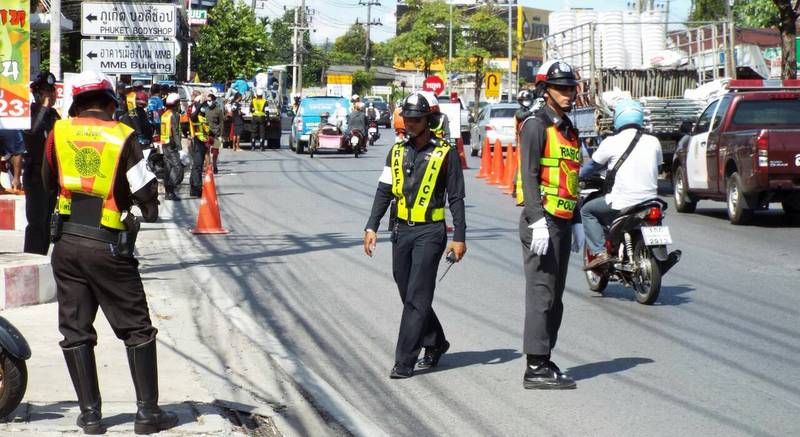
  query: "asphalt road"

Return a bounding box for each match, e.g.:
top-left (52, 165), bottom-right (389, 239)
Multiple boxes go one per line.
top-left (164, 130), bottom-right (800, 437)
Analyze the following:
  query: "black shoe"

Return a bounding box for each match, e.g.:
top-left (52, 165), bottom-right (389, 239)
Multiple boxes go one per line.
top-left (389, 364), bottom-right (414, 379)
top-left (127, 339), bottom-right (179, 434)
top-left (165, 192), bottom-right (181, 201)
top-left (63, 345), bottom-right (106, 434)
top-left (416, 340), bottom-right (450, 369)
top-left (213, 167), bottom-right (219, 174)
top-left (523, 361), bottom-right (576, 390)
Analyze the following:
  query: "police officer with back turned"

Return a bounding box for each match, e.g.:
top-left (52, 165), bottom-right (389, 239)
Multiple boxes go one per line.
top-left (43, 71), bottom-right (177, 434)
top-left (518, 60), bottom-right (585, 390)
top-left (364, 91), bottom-right (467, 379)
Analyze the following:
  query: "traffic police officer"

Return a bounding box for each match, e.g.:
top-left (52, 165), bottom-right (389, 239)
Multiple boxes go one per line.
top-left (363, 92), bottom-right (467, 379)
top-left (518, 60), bottom-right (585, 389)
top-left (43, 71), bottom-right (178, 434)
top-left (23, 71), bottom-right (60, 255)
top-left (250, 89), bottom-right (268, 151)
top-left (189, 100), bottom-right (209, 197)
top-left (160, 93), bottom-right (183, 201)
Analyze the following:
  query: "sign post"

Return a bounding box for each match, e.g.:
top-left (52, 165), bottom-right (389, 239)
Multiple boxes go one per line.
top-left (0, 0), bottom-right (31, 129)
top-left (422, 76), bottom-right (445, 95)
top-left (485, 72), bottom-right (500, 98)
top-left (81, 2), bottom-right (176, 37)
top-left (82, 40), bottom-right (176, 75)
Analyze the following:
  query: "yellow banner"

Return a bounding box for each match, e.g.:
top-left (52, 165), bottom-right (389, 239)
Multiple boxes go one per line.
top-left (327, 74), bottom-right (352, 85)
top-left (0, 0), bottom-right (31, 129)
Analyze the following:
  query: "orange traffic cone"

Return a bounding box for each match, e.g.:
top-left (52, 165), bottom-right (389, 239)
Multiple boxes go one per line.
top-left (488, 139), bottom-right (505, 185)
top-left (476, 137), bottom-right (491, 179)
top-left (502, 145), bottom-right (518, 194)
top-left (455, 138), bottom-right (469, 169)
top-left (192, 164), bottom-right (229, 234)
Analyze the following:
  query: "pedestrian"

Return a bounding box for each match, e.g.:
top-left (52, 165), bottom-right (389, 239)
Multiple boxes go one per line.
top-left (205, 93), bottom-right (225, 173)
top-left (392, 100), bottom-right (405, 141)
top-left (125, 80), bottom-right (144, 117)
top-left (147, 84), bottom-right (165, 140)
top-left (363, 92), bottom-right (467, 379)
top-left (160, 92), bottom-right (184, 201)
top-left (517, 60), bottom-right (584, 390)
top-left (22, 71), bottom-right (60, 255)
top-left (229, 93), bottom-right (245, 152)
top-left (0, 130), bottom-right (25, 194)
top-left (42, 71), bottom-right (177, 434)
top-left (189, 99), bottom-right (209, 198)
top-left (250, 89), bottom-right (268, 151)
top-left (121, 91), bottom-right (155, 150)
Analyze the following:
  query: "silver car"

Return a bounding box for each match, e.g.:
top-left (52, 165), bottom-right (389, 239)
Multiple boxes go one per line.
top-left (470, 103), bottom-right (518, 156)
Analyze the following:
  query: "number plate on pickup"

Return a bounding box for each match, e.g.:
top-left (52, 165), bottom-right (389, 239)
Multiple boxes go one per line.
top-left (641, 226), bottom-right (672, 246)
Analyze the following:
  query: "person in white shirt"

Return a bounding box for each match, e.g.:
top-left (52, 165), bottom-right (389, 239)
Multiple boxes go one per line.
top-left (580, 99), bottom-right (662, 270)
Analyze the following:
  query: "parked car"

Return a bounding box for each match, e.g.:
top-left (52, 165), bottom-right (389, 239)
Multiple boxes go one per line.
top-left (290, 96), bottom-right (351, 154)
top-left (672, 80), bottom-right (800, 224)
top-left (437, 94), bottom-right (472, 145)
top-left (470, 103), bottom-right (518, 156)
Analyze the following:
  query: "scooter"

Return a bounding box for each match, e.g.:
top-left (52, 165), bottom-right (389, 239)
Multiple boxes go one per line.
top-left (367, 119), bottom-right (380, 147)
top-left (345, 129), bottom-right (367, 157)
top-left (0, 316), bottom-right (30, 420)
top-left (581, 177), bottom-right (682, 305)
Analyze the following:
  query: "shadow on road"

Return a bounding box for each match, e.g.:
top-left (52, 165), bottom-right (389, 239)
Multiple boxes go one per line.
top-left (592, 284), bottom-right (695, 306)
top-left (694, 208), bottom-right (800, 228)
top-left (421, 348), bottom-right (522, 374)
top-left (567, 357), bottom-right (654, 381)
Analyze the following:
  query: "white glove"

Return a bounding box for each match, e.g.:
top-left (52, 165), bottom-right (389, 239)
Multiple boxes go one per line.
top-left (571, 223), bottom-right (585, 253)
top-left (528, 218), bottom-right (550, 256)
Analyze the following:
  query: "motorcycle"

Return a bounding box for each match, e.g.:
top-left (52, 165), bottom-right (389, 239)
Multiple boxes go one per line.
top-left (0, 316), bottom-right (30, 420)
top-left (581, 177), bottom-right (682, 305)
top-left (367, 119), bottom-right (380, 147)
top-left (345, 129), bottom-right (367, 157)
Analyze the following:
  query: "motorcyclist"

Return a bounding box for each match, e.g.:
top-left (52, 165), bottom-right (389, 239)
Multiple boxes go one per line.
top-left (515, 88), bottom-right (534, 132)
top-left (347, 101), bottom-right (367, 151)
top-left (366, 102), bottom-right (378, 122)
top-left (580, 99), bottom-right (663, 270)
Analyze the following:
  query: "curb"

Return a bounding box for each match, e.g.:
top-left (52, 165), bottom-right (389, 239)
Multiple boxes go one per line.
top-left (0, 252), bottom-right (56, 310)
top-left (0, 195), bottom-right (26, 231)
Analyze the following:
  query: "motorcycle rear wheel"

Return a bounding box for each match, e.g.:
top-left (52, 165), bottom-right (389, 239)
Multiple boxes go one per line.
top-left (0, 353), bottom-right (27, 421)
top-left (632, 237), bottom-right (661, 305)
top-left (583, 244), bottom-right (608, 293)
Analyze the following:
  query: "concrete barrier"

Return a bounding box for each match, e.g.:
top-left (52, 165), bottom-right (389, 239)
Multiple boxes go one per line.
top-left (0, 253), bottom-right (56, 310)
top-left (0, 195), bottom-right (26, 231)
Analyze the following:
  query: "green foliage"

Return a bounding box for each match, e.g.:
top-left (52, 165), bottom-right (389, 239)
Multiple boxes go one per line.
top-left (32, 31), bottom-right (80, 73)
top-left (193, 0), bottom-right (271, 82)
top-left (386, 0), bottom-right (459, 75)
top-left (331, 24), bottom-right (366, 65)
top-left (689, 0), bottom-right (727, 21)
top-left (267, 10), bottom-right (295, 63)
top-left (352, 69), bottom-right (375, 95)
top-left (734, 0), bottom-right (780, 28)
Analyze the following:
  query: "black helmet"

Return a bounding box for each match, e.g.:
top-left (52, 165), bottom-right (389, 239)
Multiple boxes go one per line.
top-left (400, 92), bottom-right (432, 118)
top-left (30, 71), bottom-right (56, 92)
top-left (539, 60), bottom-right (578, 87)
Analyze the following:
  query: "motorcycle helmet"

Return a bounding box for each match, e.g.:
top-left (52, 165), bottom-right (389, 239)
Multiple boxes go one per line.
top-left (613, 99), bottom-right (644, 131)
top-left (69, 71), bottom-right (117, 114)
top-left (255, 89), bottom-right (264, 97)
top-left (400, 92), bottom-right (433, 118)
top-left (165, 93), bottom-right (180, 106)
top-left (418, 91), bottom-right (440, 113)
top-left (539, 60), bottom-right (578, 87)
top-left (30, 71), bottom-right (56, 92)
top-left (517, 89), bottom-right (533, 109)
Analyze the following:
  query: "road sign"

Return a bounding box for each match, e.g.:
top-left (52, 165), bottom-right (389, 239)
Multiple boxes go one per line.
top-left (485, 72), bottom-right (500, 98)
top-left (422, 76), bottom-right (445, 94)
top-left (81, 2), bottom-right (176, 37)
top-left (81, 40), bottom-right (175, 75)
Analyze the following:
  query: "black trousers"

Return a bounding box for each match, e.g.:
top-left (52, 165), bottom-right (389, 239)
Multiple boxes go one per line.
top-left (52, 234), bottom-right (157, 349)
top-left (252, 116), bottom-right (267, 148)
top-left (519, 215), bottom-right (572, 356)
top-left (23, 177), bottom-right (55, 255)
top-left (163, 146), bottom-right (183, 195)
top-left (392, 222), bottom-right (448, 367)
top-left (190, 138), bottom-right (207, 196)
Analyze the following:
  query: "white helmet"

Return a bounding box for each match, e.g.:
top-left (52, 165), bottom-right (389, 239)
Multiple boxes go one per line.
top-left (71, 71), bottom-right (115, 101)
top-left (351, 94), bottom-right (360, 101)
top-left (256, 89), bottom-right (264, 97)
top-left (166, 93), bottom-right (180, 106)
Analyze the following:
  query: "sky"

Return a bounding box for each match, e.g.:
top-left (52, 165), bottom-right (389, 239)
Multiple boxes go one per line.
top-left (254, 0), bottom-right (693, 44)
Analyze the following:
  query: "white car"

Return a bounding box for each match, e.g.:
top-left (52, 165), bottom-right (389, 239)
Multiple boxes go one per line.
top-left (470, 103), bottom-right (518, 156)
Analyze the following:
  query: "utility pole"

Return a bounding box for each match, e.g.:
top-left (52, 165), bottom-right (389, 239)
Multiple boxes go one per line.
top-left (187, 0), bottom-right (192, 81)
top-left (291, 6), bottom-right (299, 97)
top-left (298, 0), bottom-right (307, 96)
top-left (50, 0), bottom-right (61, 78)
top-left (506, 0), bottom-right (513, 102)
top-left (725, 0), bottom-right (736, 79)
top-left (358, 1), bottom-right (382, 70)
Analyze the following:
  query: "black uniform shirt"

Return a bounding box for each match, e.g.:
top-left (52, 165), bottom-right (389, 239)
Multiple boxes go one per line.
top-left (23, 102), bottom-right (60, 182)
top-left (366, 136), bottom-right (466, 242)
top-left (42, 110), bottom-right (159, 223)
top-left (518, 105), bottom-right (581, 225)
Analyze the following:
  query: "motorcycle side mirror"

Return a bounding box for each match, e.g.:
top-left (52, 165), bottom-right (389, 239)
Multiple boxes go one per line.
top-left (679, 121), bottom-right (694, 135)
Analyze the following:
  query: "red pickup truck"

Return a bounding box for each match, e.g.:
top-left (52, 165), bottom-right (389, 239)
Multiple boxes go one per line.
top-left (671, 80), bottom-right (800, 224)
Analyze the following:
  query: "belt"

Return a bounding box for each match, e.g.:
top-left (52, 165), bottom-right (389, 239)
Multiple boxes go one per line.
top-left (397, 219), bottom-right (444, 227)
top-left (63, 222), bottom-right (120, 244)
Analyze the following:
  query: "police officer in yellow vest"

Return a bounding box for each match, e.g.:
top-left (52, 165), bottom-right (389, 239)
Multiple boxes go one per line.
top-left (189, 100), bottom-right (210, 197)
top-left (160, 93), bottom-right (183, 201)
top-left (42, 71), bottom-right (178, 434)
top-left (518, 60), bottom-right (585, 390)
top-left (363, 92), bottom-right (467, 379)
top-left (250, 88), bottom-right (268, 151)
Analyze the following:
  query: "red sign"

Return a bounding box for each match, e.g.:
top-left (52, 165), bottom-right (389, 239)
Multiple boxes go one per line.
top-left (422, 76), bottom-right (445, 94)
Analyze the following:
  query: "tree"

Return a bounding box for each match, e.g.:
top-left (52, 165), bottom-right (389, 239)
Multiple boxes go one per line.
top-left (386, 0), bottom-right (456, 76)
top-left (193, 0), bottom-right (271, 82)
top-left (330, 24), bottom-right (366, 65)
top-left (771, 0), bottom-right (799, 79)
top-left (352, 69), bottom-right (375, 95)
top-left (689, 0), bottom-right (727, 21)
top-left (451, 6), bottom-right (507, 116)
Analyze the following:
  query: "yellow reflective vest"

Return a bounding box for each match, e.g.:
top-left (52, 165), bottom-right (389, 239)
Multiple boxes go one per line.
top-left (53, 118), bottom-right (133, 230)
top-left (252, 98), bottom-right (267, 117)
top-left (390, 140), bottom-right (451, 222)
top-left (160, 109), bottom-right (173, 145)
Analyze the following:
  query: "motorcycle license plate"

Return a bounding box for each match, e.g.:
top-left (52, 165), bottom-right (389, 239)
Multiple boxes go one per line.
top-left (641, 226), bottom-right (672, 246)
top-left (369, 128), bottom-right (377, 134)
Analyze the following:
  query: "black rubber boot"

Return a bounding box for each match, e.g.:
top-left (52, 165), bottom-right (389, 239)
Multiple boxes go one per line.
top-left (127, 339), bottom-right (178, 434)
top-left (63, 345), bottom-right (105, 434)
